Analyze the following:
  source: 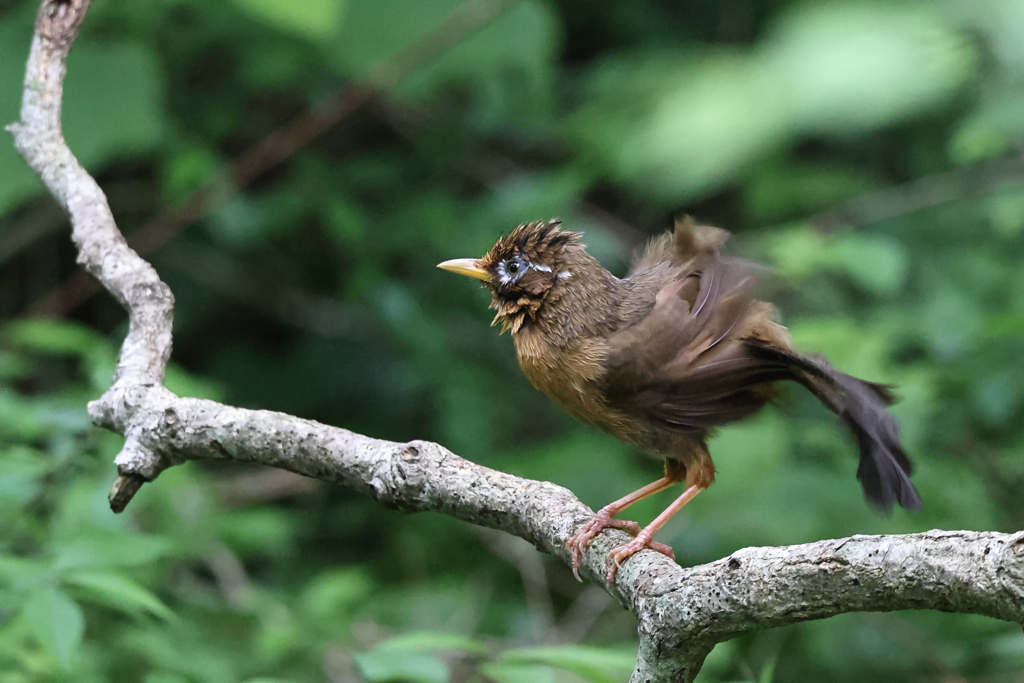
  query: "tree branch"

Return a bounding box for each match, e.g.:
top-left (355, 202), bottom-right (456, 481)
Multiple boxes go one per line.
top-left (8, 0), bottom-right (174, 495)
top-left (8, 2), bottom-right (1024, 681)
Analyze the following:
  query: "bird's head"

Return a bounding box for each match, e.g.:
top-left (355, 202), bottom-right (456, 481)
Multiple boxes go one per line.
top-left (438, 219), bottom-right (582, 333)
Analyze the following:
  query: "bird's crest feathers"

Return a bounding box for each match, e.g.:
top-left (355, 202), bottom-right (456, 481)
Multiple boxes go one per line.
top-left (480, 219), bottom-right (581, 271)
top-left (477, 219), bottom-right (582, 333)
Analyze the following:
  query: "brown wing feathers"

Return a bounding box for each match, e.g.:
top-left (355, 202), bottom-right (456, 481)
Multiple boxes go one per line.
top-left (607, 220), bottom-right (921, 512)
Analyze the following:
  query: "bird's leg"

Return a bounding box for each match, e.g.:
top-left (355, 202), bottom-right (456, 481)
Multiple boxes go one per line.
top-left (567, 476), bottom-right (678, 581)
top-left (606, 483), bottom-right (705, 584)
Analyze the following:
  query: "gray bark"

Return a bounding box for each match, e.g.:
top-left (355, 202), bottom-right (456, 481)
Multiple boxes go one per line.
top-left (8, 2), bottom-right (1024, 681)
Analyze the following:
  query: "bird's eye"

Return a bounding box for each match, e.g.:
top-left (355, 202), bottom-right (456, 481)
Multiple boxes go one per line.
top-left (506, 260), bottom-right (521, 275)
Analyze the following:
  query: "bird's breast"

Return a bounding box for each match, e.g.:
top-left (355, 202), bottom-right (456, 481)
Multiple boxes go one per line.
top-left (512, 329), bottom-right (635, 440)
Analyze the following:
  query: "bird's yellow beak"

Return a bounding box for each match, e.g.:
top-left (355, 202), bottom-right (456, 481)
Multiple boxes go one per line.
top-left (437, 258), bottom-right (490, 281)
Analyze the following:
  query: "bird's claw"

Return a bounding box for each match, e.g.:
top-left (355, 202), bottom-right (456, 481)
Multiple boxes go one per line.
top-left (605, 535), bottom-right (675, 584)
top-left (567, 513), bottom-right (640, 581)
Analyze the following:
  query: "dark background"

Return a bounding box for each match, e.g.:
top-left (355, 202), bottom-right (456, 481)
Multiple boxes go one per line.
top-left (2, 0), bottom-right (1023, 681)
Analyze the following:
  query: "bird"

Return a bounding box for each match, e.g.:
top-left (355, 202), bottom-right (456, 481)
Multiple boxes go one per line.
top-left (438, 218), bottom-right (921, 584)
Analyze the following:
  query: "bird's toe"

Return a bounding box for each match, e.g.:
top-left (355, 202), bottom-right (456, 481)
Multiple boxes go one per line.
top-left (567, 515), bottom-right (640, 581)
top-left (605, 536), bottom-right (676, 584)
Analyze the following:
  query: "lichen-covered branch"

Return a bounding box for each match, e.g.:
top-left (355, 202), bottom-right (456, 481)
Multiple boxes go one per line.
top-left (623, 530), bottom-right (1024, 681)
top-left (7, 0), bottom-right (174, 500)
top-left (8, 2), bottom-right (1024, 682)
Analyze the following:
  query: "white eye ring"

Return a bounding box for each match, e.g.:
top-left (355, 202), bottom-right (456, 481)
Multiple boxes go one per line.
top-left (498, 257), bottom-right (527, 284)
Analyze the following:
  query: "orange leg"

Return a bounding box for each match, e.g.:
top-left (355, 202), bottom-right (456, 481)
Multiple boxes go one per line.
top-left (567, 476), bottom-right (679, 581)
top-left (605, 484), bottom-right (705, 584)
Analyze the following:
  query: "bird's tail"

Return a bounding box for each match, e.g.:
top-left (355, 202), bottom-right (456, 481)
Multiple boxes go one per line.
top-left (747, 343), bottom-right (922, 512)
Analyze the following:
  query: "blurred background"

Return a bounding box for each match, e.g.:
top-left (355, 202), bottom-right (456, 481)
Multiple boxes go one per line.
top-left (1, 0), bottom-right (1023, 681)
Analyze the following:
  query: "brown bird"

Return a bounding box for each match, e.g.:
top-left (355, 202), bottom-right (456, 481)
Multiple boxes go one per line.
top-left (438, 218), bottom-right (921, 583)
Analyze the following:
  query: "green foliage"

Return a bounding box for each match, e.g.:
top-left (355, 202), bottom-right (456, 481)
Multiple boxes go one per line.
top-left (230, 0), bottom-right (346, 41)
top-left (766, 226), bottom-right (908, 297)
top-left (571, 2), bottom-right (976, 201)
top-left (22, 585), bottom-right (85, 669)
top-left (354, 650), bottom-right (449, 683)
top-left (496, 645), bottom-right (635, 683)
top-left (3, 0), bottom-right (1024, 681)
top-left (0, 2), bottom-right (166, 214)
top-left (0, 3), bottom-right (42, 212)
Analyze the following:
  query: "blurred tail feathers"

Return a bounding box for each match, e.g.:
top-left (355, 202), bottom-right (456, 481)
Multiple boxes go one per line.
top-left (748, 343), bottom-right (922, 512)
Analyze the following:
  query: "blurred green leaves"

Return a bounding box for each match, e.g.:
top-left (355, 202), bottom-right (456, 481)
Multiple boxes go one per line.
top-left (64, 571), bottom-right (174, 621)
top-left (0, 8), bottom-right (166, 215)
top-left (329, 0), bottom-right (556, 127)
top-left (949, 91), bottom-right (1024, 164)
top-left (230, 0), bottom-right (346, 41)
top-left (0, 4), bottom-right (41, 214)
top-left (762, 3), bottom-right (974, 133)
top-left (496, 645), bottom-right (636, 683)
top-left (354, 649), bottom-right (449, 683)
top-left (374, 630), bottom-right (488, 655)
top-left (64, 42), bottom-right (166, 169)
top-left (766, 225), bottom-right (908, 296)
top-left (573, 2), bottom-right (976, 201)
top-left (573, 52), bottom-right (787, 202)
top-left (353, 633), bottom-right (636, 683)
top-left (23, 586), bottom-right (84, 669)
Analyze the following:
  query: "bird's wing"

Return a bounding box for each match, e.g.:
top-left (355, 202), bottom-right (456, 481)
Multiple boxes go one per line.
top-left (604, 220), bottom-right (769, 432)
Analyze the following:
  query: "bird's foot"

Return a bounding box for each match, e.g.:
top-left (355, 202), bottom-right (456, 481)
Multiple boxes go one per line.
top-left (605, 533), bottom-right (675, 585)
top-left (568, 513), bottom-right (641, 581)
